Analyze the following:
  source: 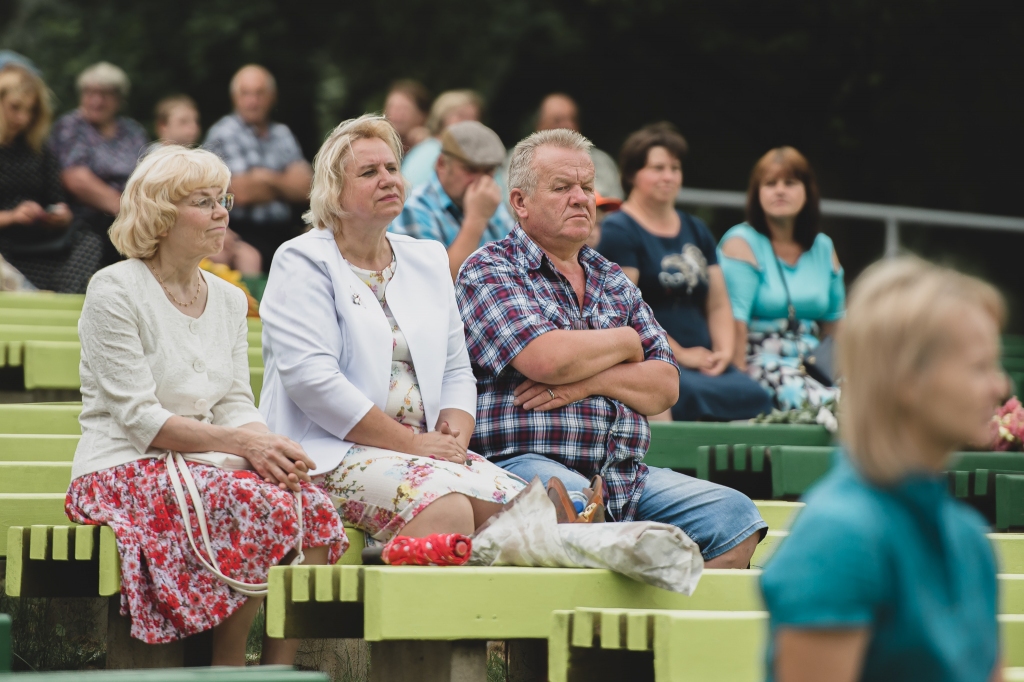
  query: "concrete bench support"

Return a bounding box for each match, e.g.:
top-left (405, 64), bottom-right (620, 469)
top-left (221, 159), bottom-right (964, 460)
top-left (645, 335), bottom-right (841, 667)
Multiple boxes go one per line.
top-left (369, 640), bottom-right (486, 682)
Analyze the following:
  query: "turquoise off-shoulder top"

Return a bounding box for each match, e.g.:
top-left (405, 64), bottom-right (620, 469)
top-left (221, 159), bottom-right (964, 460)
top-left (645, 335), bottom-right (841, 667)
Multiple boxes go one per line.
top-left (716, 223), bottom-right (845, 324)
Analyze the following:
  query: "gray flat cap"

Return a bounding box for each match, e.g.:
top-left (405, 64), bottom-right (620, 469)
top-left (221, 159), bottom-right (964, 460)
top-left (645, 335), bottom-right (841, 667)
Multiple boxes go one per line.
top-left (440, 121), bottom-right (506, 168)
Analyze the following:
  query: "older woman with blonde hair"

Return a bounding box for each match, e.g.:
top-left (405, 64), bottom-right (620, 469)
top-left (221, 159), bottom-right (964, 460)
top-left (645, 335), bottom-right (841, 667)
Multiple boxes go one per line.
top-left (66, 145), bottom-right (346, 664)
top-left (260, 114), bottom-right (522, 544)
top-left (0, 65), bottom-right (101, 292)
top-left (761, 257), bottom-right (1007, 682)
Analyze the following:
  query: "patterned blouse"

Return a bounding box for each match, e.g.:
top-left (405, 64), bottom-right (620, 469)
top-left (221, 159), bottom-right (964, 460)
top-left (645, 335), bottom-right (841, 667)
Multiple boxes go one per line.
top-left (348, 256), bottom-right (426, 431)
top-left (49, 110), bottom-right (147, 216)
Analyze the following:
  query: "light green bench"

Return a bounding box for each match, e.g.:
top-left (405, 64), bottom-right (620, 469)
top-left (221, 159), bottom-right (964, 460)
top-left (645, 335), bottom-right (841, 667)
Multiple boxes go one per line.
top-left (0, 292), bottom-right (84, 310)
top-left (548, 608), bottom-right (1024, 682)
top-left (8, 346), bottom-right (265, 399)
top-left (0, 309), bottom-right (81, 327)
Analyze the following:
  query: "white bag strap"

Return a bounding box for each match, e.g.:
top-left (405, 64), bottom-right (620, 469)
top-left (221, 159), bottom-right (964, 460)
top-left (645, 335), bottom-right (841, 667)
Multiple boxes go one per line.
top-left (163, 452), bottom-right (304, 597)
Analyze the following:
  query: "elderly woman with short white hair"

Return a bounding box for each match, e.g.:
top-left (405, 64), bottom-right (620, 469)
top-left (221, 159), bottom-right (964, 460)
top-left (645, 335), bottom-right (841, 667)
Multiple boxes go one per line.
top-left (761, 257), bottom-right (1007, 682)
top-left (50, 61), bottom-right (148, 265)
top-left (66, 146), bottom-right (346, 665)
top-left (259, 114), bottom-right (523, 543)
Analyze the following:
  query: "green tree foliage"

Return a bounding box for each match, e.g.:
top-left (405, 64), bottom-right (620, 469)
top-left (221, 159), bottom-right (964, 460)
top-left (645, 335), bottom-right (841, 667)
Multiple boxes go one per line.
top-left (3, 0), bottom-right (1023, 319)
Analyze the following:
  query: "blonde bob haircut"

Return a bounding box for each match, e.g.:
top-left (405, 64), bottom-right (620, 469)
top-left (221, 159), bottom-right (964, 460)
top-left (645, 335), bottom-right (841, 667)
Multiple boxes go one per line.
top-left (304, 114), bottom-right (404, 234)
top-left (838, 256), bottom-right (1005, 484)
top-left (109, 146), bottom-right (230, 260)
top-left (0, 65), bottom-right (53, 152)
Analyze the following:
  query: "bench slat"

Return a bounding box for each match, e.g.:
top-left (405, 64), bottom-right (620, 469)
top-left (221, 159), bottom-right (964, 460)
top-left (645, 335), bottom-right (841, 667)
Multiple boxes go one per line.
top-left (0, 434), bottom-right (79, 461)
top-left (0, 404), bottom-right (82, 434)
top-left (0, 462), bottom-right (72, 493)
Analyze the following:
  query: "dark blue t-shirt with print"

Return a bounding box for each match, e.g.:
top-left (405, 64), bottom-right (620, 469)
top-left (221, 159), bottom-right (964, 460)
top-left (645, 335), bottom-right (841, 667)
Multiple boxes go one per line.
top-left (597, 209), bottom-right (717, 350)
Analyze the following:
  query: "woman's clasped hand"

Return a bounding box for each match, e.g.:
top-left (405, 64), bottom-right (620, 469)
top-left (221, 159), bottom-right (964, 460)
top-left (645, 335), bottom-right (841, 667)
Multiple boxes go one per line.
top-left (235, 430), bottom-right (315, 491)
top-left (410, 421), bottom-right (468, 465)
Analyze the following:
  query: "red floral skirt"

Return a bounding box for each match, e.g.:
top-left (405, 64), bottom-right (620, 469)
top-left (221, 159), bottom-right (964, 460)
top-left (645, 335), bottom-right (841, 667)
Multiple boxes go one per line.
top-left (65, 458), bottom-right (348, 643)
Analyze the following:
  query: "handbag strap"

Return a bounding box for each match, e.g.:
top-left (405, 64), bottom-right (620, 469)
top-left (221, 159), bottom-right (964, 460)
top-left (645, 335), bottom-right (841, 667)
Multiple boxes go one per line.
top-left (164, 452), bottom-right (304, 597)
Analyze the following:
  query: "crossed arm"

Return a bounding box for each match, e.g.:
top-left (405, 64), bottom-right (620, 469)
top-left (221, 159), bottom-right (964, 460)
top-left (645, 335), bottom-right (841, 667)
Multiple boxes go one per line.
top-left (509, 327), bottom-right (679, 416)
top-left (230, 161), bottom-right (312, 206)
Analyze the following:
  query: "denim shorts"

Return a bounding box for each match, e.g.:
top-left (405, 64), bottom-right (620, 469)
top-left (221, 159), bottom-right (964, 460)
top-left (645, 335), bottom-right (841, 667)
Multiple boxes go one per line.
top-left (496, 453), bottom-right (768, 560)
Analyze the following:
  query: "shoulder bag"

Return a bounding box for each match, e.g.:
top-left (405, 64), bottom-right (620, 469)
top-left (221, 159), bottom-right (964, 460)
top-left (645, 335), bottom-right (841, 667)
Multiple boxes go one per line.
top-left (163, 451), bottom-right (304, 597)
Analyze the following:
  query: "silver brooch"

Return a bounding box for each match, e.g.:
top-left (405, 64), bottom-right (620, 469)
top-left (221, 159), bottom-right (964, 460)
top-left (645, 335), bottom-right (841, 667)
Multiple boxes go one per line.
top-left (351, 292), bottom-right (362, 306)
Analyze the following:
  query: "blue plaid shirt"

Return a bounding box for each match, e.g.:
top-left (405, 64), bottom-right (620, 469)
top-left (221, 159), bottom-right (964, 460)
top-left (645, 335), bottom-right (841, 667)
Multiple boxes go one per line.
top-left (456, 225), bottom-right (678, 521)
top-left (203, 114), bottom-right (305, 225)
top-left (389, 172), bottom-right (513, 249)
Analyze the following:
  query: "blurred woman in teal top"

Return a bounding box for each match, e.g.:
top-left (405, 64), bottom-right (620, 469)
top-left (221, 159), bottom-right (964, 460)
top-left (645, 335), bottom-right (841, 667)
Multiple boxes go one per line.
top-left (762, 258), bottom-right (1007, 682)
top-left (718, 147), bottom-right (844, 410)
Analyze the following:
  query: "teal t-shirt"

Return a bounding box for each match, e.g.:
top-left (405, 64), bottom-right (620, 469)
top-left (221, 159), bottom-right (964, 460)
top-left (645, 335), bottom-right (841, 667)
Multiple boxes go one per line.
top-left (717, 223), bottom-right (845, 324)
top-left (760, 454), bottom-right (999, 682)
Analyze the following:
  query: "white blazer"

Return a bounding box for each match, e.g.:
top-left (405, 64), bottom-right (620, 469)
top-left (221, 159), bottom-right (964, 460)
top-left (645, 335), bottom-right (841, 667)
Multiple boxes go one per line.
top-left (258, 229), bottom-right (477, 475)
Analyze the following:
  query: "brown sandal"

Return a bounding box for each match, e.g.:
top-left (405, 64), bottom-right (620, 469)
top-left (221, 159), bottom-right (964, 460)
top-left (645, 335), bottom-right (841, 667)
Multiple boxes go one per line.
top-left (545, 477), bottom-right (579, 523)
top-left (579, 475), bottom-right (607, 523)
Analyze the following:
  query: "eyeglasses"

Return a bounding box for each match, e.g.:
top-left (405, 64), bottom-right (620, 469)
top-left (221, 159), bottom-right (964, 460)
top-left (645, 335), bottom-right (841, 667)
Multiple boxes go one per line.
top-left (190, 194), bottom-right (234, 212)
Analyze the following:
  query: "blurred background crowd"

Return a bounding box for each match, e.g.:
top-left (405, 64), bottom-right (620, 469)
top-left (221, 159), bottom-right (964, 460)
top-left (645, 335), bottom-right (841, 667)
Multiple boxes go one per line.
top-left (0, 0), bottom-right (1021, 322)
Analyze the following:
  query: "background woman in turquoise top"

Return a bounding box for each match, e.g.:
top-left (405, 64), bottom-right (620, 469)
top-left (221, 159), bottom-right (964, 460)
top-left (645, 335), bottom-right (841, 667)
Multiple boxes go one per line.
top-left (718, 147), bottom-right (844, 410)
top-left (761, 258), bottom-right (1006, 682)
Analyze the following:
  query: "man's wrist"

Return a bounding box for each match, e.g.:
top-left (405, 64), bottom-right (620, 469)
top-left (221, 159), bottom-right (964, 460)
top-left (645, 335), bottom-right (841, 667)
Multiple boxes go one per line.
top-left (461, 212), bottom-right (491, 235)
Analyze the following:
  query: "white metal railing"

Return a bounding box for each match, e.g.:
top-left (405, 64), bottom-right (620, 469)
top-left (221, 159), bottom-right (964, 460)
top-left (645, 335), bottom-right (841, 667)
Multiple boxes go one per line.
top-left (676, 187), bottom-right (1024, 257)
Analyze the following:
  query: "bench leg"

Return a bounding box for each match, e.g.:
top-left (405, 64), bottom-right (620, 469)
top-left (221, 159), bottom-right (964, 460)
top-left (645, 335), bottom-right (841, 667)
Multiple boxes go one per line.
top-left (507, 639), bottom-right (547, 682)
top-left (370, 640), bottom-right (486, 682)
top-left (105, 597), bottom-right (184, 668)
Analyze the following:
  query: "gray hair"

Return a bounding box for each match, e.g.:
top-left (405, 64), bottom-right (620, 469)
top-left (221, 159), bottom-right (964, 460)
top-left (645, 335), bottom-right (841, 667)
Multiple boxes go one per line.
top-left (230, 64), bottom-right (277, 96)
top-left (507, 128), bottom-right (593, 199)
top-left (76, 62), bottom-right (130, 98)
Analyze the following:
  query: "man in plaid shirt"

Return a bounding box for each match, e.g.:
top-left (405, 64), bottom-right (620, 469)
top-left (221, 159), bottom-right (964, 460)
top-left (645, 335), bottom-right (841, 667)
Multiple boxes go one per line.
top-left (456, 129), bottom-right (766, 567)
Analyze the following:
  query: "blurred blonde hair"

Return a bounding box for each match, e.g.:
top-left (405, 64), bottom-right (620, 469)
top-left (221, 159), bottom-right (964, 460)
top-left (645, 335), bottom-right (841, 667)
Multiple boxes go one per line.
top-left (304, 114), bottom-right (404, 234)
top-left (109, 146), bottom-right (230, 259)
top-left (0, 66), bottom-right (53, 152)
top-left (838, 257), bottom-right (1005, 484)
top-left (76, 62), bottom-right (130, 98)
top-left (426, 89), bottom-right (483, 136)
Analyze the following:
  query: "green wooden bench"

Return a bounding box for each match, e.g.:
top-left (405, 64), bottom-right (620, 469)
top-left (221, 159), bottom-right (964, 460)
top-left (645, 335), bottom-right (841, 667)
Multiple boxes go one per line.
top-left (8, 345), bottom-right (264, 399)
top-left (549, 608), bottom-right (766, 682)
top-left (548, 608), bottom-right (1024, 682)
top-left (0, 292), bottom-right (84, 310)
top-left (751, 528), bottom-right (1024, 576)
top-left (0, 309), bottom-right (81, 327)
top-left (0, 669), bottom-right (328, 681)
top-left (645, 422), bottom-right (832, 476)
top-left (696, 444), bottom-right (835, 498)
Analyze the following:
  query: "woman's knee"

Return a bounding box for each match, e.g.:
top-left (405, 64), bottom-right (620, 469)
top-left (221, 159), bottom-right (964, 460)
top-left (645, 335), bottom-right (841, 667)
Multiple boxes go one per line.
top-left (403, 493), bottom-right (476, 536)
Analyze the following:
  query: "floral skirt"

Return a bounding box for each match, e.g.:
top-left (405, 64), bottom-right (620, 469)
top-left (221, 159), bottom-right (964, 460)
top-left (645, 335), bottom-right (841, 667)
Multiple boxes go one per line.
top-left (313, 447), bottom-right (525, 543)
top-left (746, 318), bottom-right (840, 411)
top-left (65, 458), bottom-right (348, 643)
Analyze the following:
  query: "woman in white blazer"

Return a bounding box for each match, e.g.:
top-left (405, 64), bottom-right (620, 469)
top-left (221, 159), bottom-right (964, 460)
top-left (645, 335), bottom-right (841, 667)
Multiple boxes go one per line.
top-left (260, 115), bottom-right (523, 543)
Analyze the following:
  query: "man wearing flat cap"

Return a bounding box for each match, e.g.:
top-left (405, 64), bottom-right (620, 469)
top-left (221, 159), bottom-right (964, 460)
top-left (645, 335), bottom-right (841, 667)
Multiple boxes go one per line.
top-left (390, 120), bottom-right (513, 279)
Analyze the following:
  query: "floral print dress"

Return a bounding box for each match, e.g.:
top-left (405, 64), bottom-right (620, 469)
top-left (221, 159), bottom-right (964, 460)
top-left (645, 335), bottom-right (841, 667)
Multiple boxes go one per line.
top-left (66, 462), bottom-right (347, 643)
top-left (312, 257), bottom-right (525, 542)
